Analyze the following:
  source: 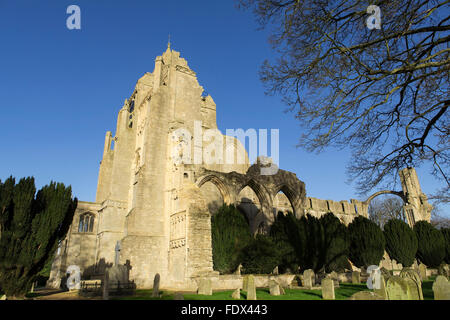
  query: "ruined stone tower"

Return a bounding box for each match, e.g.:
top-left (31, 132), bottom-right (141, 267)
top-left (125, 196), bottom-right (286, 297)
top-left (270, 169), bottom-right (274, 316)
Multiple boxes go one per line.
top-left (47, 46), bottom-right (433, 291)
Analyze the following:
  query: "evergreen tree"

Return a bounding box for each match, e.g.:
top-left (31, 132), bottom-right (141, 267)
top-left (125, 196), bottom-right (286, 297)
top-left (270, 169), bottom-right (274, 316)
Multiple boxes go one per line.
top-left (319, 213), bottom-right (351, 272)
top-left (441, 228), bottom-right (450, 264)
top-left (269, 212), bottom-right (298, 273)
top-left (295, 214), bottom-right (326, 272)
top-left (0, 176), bottom-right (77, 297)
top-left (211, 204), bottom-right (252, 274)
top-left (383, 219), bottom-right (418, 267)
top-left (240, 235), bottom-right (280, 274)
top-left (348, 216), bottom-right (385, 268)
top-left (414, 221), bottom-right (445, 267)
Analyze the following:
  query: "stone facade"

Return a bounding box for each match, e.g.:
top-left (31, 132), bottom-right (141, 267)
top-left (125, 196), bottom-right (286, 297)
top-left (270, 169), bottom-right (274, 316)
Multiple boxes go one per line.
top-left (47, 46), bottom-right (432, 291)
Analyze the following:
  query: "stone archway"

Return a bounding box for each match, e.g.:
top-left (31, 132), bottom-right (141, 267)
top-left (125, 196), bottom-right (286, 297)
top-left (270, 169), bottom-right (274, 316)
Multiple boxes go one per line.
top-left (236, 179), bottom-right (273, 235)
top-left (362, 168), bottom-right (433, 227)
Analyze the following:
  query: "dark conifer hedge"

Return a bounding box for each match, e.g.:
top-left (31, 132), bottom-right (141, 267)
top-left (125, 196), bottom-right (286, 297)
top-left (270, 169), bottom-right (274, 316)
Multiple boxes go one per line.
top-left (320, 212), bottom-right (351, 272)
top-left (383, 218), bottom-right (418, 267)
top-left (0, 176), bottom-right (77, 297)
top-left (348, 216), bottom-right (385, 268)
top-left (441, 228), bottom-right (450, 264)
top-left (414, 221), bottom-right (445, 267)
top-left (211, 204), bottom-right (252, 274)
top-left (240, 235), bottom-right (280, 274)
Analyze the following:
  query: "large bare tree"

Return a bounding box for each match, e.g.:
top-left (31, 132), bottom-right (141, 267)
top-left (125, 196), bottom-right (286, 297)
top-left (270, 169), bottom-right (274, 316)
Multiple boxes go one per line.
top-left (238, 0), bottom-right (450, 200)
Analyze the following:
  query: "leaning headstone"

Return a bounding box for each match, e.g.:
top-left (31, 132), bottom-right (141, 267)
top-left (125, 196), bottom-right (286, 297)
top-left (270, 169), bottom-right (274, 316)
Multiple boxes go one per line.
top-left (247, 275), bottom-right (257, 300)
top-left (399, 267), bottom-right (423, 300)
top-left (352, 271), bottom-right (360, 284)
top-left (102, 270), bottom-right (109, 300)
top-left (349, 291), bottom-right (384, 300)
top-left (303, 269), bottom-right (315, 288)
top-left (418, 263), bottom-right (428, 281)
top-left (197, 278), bottom-right (212, 295)
top-left (432, 275), bottom-right (450, 300)
top-left (269, 280), bottom-right (280, 296)
top-left (386, 276), bottom-right (419, 300)
top-left (0, 295), bottom-right (6, 300)
top-left (321, 278), bottom-right (335, 300)
top-left (272, 266), bottom-right (279, 275)
top-left (173, 292), bottom-right (184, 300)
top-left (151, 273), bottom-right (160, 298)
top-left (234, 264), bottom-right (242, 276)
top-left (231, 288), bottom-right (240, 300)
top-left (373, 275), bottom-right (388, 300)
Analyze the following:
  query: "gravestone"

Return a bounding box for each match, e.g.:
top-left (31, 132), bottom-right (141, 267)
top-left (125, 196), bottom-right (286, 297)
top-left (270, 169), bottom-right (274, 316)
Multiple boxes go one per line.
top-left (0, 295), bottom-right (6, 300)
top-left (418, 263), bottom-right (427, 281)
top-left (352, 271), bottom-right (360, 284)
top-left (173, 292), bottom-right (184, 300)
top-left (269, 280), bottom-right (280, 296)
top-left (247, 275), bottom-right (257, 300)
top-left (290, 275), bottom-right (301, 288)
top-left (438, 263), bottom-right (449, 279)
top-left (279, 285), bottom-right (286, 295)
top-left (349, 291), bottom-right (384, 300)
top-left (197, 278), bottom-right (212, 295)
top-left (106, 265), bottom-right (129, 285)
top-left (242, 275), bottom-right (249, 292)
top-left (399, 267), bottom-right (423, 300)
top-left (102, 270), bottom-right (109, 300)
top-left (151, 273), bottom-right (160, 298)
top-left (321, 278), bottom-right (335, 300)
top-left (386, 276), bottom-right (419, 300)
top-left (234, 264), bottom-right (242, 276)
top-left (373, 275), bottom-right (387, 300)
top-left (303, 269), bottom-right (315, 288)
top-left (327, 271), bottom-right (340, 288)
top-left (231, 288), bottom-right (240, 300)
top-left (432, 275), bottom-right (450, 300)
top-left (272, 266), bottom-right (279, 275)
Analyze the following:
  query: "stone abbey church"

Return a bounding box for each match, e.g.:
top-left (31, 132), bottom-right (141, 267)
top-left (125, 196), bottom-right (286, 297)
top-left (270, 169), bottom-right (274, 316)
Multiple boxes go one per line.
top-left (47, 45), bottom-right (433, 290)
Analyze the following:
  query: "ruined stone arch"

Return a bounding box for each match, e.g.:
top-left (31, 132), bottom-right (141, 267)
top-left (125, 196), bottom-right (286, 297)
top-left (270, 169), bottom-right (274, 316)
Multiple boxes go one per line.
top-left (196, 174), bottom-right (232, 205)
top-left (237, 179), bottom-right (273, 234)
top-left (363, 190), bottom-right (410, 225)
top-left (272, 184), bottom-right (299, 216)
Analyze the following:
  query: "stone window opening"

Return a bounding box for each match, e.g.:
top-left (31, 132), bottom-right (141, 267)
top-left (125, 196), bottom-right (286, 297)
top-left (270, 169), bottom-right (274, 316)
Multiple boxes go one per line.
top-left (78, 213), bottom-right (95, 233)
top-left (184, 172), bottom-right (189, 179)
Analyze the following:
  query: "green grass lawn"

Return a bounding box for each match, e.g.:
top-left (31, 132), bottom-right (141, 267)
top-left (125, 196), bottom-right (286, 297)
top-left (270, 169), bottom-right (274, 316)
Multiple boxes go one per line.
top-left (113, 283), bottom-right (371, 300)
top-left (112, 279), bottom-right (437, 300)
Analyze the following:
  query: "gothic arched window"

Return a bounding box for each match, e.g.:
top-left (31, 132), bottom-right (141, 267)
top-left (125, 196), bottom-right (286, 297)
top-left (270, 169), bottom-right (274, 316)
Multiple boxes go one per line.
top-left (78, 213), bottom-right (95, 233)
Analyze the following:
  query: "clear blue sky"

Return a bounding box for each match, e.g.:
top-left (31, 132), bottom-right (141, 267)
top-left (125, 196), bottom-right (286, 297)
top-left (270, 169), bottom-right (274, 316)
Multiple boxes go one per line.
top-left (0, 0), bottom-right (447, 215)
